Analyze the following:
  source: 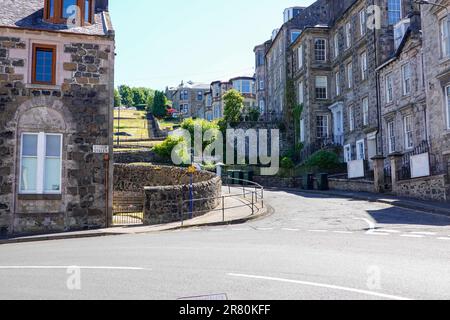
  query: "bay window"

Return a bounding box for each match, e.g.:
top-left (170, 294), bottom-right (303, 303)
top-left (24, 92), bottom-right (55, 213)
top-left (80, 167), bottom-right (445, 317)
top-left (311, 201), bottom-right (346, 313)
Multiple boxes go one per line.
top-left (316, 115), bottom-right (329, 139)
top-left (315, 76), bottom-right (328, 100)
top-left (388, 0), bottom-right (402, 25)
top-left (314, 38), bottom-right (327, 62)
top-left (20, 133), bottom-right (62, 194)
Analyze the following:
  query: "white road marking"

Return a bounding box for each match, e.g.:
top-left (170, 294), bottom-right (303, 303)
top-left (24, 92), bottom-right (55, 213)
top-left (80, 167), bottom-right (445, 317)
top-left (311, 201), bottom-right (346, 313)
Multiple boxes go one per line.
top-left (0, 266), bottom-right (148, 271)
top-left (400, 234), bottom-right (425, 238)
top-left (437, 237), bottom-right (450, 241)
top-left (380, 229), bottom-right (401, 234)
top-left (410, 232), bottom-right (436, 236)
top-left (282, 228), bottom-right (299, 232)
top-left (308, 230), bottom-right (328, 233)
top-left (231, 228), bottom-right (251, 231)
top-left (333, 231), bottom-right (354, 234)
top-left (228, 273), bottom-right (411, 301)
top-left (256, 228), bottom-right (274, 231)
top-left (366, 231), bottom-right (390, 236)
top-left (210, 229), bottom-right (226, 232)
top-left (354, 218), bottom-right (376, 230)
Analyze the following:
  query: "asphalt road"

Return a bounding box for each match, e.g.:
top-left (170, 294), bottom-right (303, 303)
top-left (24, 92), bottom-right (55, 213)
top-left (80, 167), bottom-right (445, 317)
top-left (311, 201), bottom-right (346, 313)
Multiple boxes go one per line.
top-left (0, 190), bottom-right (449, 300)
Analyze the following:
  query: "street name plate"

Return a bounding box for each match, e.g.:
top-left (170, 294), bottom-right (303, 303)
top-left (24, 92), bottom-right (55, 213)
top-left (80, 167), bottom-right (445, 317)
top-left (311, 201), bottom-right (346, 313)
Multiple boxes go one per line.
top-left (93, 145), bottom-right (109, 154)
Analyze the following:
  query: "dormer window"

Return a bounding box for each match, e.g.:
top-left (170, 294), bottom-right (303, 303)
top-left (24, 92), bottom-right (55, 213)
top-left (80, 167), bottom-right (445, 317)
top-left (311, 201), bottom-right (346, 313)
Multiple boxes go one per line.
top-left (44, 0), bottom-right (94, 25)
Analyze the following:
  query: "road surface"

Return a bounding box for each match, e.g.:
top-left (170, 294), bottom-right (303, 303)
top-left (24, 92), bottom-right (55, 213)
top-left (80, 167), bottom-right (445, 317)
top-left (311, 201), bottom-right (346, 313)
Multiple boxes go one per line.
top-left (0, 190), bottom-right (449, 300)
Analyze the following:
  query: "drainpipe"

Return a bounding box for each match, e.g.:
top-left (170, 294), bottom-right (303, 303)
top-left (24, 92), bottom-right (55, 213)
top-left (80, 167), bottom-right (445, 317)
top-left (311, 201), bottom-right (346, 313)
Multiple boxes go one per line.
top-left (374, 0), bottom-right (383, 157)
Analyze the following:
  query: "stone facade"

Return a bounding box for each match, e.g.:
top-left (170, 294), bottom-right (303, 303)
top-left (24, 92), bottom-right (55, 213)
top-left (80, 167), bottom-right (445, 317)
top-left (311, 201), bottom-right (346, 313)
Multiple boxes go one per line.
top-left (113, 164), bottom-right (221, 226)
top-left (171, 81), bottom-right (210, 119)
top-left (395, 174), bottom-right (448, 202)
top-left (254, 41), bottom-right (271, 119)
top-left (329, 177), bottom-right (376, 193)
top-left (0, 1), bottom-right (115, 236)
top-left (421, 0), bottom-right (450, 174)
top-left (378, 28), bottom-right (426, 162)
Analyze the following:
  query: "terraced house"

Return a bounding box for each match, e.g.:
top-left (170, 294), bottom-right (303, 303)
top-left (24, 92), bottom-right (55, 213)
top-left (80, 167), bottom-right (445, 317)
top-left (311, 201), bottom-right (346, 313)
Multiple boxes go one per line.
top-left (0, 0), bottom-right (115, 236)
top-left (171, 81), bottom-right (210, 119)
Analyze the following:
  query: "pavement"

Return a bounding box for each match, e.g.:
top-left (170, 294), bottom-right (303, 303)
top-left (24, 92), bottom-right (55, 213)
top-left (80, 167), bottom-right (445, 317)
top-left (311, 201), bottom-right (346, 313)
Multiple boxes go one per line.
top-left (0, 188), bottom-right (449, 300)
top-left (0, 190), bottom-right (268, 245)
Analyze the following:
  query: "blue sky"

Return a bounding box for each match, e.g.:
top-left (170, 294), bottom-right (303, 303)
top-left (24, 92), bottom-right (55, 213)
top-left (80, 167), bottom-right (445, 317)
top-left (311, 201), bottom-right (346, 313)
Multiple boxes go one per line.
top-left (109, 0), bottom-right (315, 90)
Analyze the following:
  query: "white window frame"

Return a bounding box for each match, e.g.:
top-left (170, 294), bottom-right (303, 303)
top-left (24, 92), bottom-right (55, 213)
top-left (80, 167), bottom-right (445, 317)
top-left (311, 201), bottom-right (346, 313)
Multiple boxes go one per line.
top-left (404, 115), bottom-right (414, 150)
top-left (334, 33), bottom-right (339, 58)
top-left (344, 144), bottom-right (352, 163)
top-left (362, 97), bottom-right (369, 126)
top-left (300, 118), bottom-right (305, 143)
top-left (359, 10), bottom-right (366, 36)
top-left (446, 85), bottom-right (450, 129)
top-left (356, 139), bottom-right (366, 160)
top-left (402, 63), bottom-right (412, 96)
top-left (360, 51), bottom-right (367, 81)
top-left (315, 76), bottom-right (328, 100)
top-left (346, 22), bottom-right (352, 48)
top-left (314, 38), bottom-right (327, 62)
top-left (335, 71), bottom-right (340, 96)
top-left (349, 105), bottom-right (355, 132)
top-left (387, 121), bottom-right (396, 154)
top-left (298, 45), bottom-right (303, 69)
top-left (298, 81), bottom-right (304, 104)
top-left (316, 115), bottom-right (329, 139)
top-left (347, 61), bottom-right (353, 89)
top-left (441, 17), bottom-right (450, 58)
top-left (386, 73), bottom-right (394, 103)
top-left (19, 132), bottom-right (63, 195)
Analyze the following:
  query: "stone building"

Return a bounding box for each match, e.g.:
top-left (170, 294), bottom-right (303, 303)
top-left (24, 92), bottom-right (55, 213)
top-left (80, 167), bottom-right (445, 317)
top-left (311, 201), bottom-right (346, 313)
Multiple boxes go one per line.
top-left (421, 0), bottom-right (450, 175)
top-left (171, 81), bottom-right (210, 119)
top-left (378, 20), bottom-right (426, 164)
top-left (284, 0), bottom-right (418, 170)
top-left (254, 41), bottom-right (271, 118)
top-left (0, 0), bottom-right (115, 236)
top-left (210, 80), bottom-right (231, 120)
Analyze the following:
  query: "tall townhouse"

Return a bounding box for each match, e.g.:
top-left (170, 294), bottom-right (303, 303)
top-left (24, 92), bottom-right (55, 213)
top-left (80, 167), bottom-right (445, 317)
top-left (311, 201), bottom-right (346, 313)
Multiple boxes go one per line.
top-left (421, 0), bottom-right (450, 176)
top-left (254, 41), bottom-right (271, 118)
top-left (378, 13), bottom-right (427, 179)
top-left (172, 81), bottom-right (210, 119)
top-left (0, 0), bottom-right (115, 236)
top-left (203, 90), bottom-right (213, 121)
top-left (287, 0), bottom-right (415, 171)
top-left (265, 1), bottom-right (330, 122)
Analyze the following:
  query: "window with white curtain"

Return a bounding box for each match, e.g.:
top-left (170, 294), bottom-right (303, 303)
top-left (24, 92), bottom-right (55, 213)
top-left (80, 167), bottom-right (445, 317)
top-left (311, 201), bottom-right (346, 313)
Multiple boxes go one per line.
top-left (335, 71), bottom-right (340, 96)
top-left (349, 105), bottom-right (355, 132)
top-left (356, 140), bottom-right (366, 160)
top-left (298, 81), bottom-right (304, 104)
top-left (334, 33), bottom-right (339, 58)
top-left (315, 76), bottom-right (328, 99)
top-left (344, 144), bottom-right (352, 163)
top-left (20, 133), bottom-right (62, 194)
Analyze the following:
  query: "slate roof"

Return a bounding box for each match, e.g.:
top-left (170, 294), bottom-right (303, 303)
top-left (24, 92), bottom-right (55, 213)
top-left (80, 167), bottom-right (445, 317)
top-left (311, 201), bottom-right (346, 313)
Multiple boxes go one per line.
top-left (0, 0), bottom-right (113, 36)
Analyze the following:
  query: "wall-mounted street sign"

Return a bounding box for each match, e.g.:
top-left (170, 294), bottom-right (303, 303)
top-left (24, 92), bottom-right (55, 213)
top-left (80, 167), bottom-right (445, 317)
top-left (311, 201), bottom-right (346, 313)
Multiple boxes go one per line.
top-left (93, 145), bottom-right (109, 154)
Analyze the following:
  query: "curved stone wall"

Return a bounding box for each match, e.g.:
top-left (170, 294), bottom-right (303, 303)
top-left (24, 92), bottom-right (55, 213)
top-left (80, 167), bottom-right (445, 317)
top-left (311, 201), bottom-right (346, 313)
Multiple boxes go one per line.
top-left (113, 164), bottom-right (222, 225)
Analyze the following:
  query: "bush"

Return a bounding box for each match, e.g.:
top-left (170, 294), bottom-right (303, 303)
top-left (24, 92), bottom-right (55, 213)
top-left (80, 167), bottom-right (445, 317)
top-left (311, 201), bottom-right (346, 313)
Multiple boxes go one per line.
top-left (281, 157), bottom-right (295, 169)
top-left (153, 136), bottom-right (188, 163)
top-left (305, 150), bottom-right (341, 170)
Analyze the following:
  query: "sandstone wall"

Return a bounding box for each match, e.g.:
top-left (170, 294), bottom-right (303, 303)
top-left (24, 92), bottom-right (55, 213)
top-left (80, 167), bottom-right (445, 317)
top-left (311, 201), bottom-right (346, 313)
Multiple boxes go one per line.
top-left (395, 175), bottom-right (448, 202)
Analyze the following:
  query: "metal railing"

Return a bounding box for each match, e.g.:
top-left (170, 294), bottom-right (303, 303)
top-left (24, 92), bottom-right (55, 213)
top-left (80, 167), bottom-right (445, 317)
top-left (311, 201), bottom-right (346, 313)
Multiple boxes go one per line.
top-left (112, 177), bottom-right (264, 227)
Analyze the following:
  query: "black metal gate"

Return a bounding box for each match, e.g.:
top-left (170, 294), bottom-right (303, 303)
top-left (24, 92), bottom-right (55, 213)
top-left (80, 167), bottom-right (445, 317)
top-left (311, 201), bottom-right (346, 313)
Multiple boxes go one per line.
top-left (112, 194), bottom-right (144, 226)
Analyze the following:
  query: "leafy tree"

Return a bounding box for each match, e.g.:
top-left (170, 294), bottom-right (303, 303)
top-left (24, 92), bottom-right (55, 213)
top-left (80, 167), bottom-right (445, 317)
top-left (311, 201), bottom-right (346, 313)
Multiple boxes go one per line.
top-left (247, 107), bottom-right (261, 122)
top-left (114, 89), bottom-right (121, 108)
top-left (223, 89), bottom-right (244, 125)
top-left (151, 91), bottom-right (168, 118)
top-left (118, 85), bottom-right (133, 107)
top-left (131, 87), bottom-right (146, 107)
